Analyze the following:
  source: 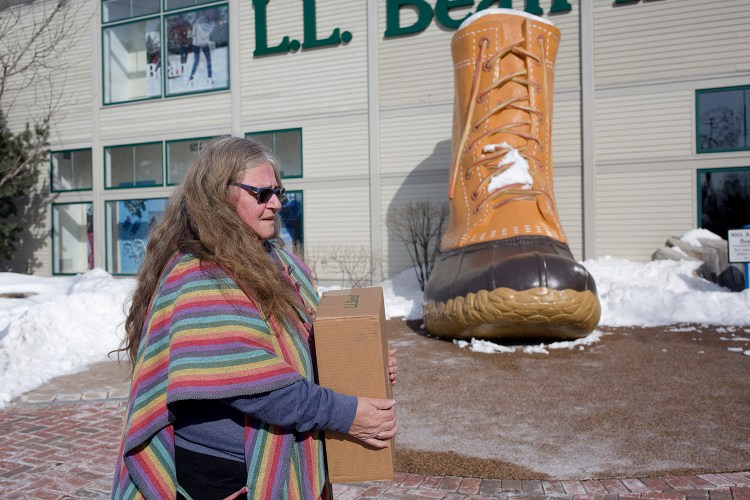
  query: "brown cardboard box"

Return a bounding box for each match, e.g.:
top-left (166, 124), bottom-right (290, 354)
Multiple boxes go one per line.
top-left (313, 287), bottom-right (395, 483)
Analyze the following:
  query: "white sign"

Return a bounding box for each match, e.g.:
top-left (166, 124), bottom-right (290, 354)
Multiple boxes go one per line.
top-left (728, 229), bottom-right (750, 263)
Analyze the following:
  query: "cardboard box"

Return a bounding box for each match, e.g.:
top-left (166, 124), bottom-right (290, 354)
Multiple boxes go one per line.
top-left (313, 287), bottom-right (395, 483)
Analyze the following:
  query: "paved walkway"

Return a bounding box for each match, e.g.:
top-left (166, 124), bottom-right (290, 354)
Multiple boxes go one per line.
top-left (1, 362), bottom-right (749, 499)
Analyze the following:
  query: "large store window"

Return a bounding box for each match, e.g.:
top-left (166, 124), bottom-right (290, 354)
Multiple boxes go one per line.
top-left (279, 190), bottom-right (303, 253)
top-left (51, 149), bottom-right (93, 192)
top-left (246, 129), bottom-right (303, 178)
top-left (696, 86), bottom-right (750, 153)
top-left (106, 198), bottom-right (166, 274)
top-left (102, 1), bottom-right (228, 104)
top-left (52, 203), bottom-right (94, 274)
top-left (167, 136), bottom-right (214, 185)
top-left (105, 142), bottom-right (164, 188)
top-left (698, 167), bottom-right (750, 240)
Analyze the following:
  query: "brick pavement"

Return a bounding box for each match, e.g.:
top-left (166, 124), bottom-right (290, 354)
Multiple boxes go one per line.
top-left (1, 362), bottom-right (749, 499)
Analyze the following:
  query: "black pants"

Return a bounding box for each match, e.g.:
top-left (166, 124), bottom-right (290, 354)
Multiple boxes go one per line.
top-left (175, 446), bottom-right (247, 500)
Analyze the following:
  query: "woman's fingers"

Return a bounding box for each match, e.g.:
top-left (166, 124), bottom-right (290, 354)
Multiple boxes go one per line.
top-left (388, 348), bottom-right (398, 385)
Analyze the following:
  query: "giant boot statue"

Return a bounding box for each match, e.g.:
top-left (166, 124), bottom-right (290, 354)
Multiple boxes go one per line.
top-left (423, 9), bottom-right (600, 340)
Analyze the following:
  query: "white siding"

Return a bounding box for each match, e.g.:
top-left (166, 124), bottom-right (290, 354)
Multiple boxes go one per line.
top-left (380, 181), bottom-right (448, 277)
top-left (595, 90), bottom-right (693, 163)
top-left (100, 94), bottom-right (233, 143)
top-left (595, 169), bottom-right (694, 261)
top-left (552, 94), bottom-right (581, 166)
top-left (3, 0), bottom-right (96, 146)
top-left (239, 0), bottom-right (369, 122)
top-left (594, 0), bottom-right (750, 87)
top-left (553, 167), bottom-right (583, 260)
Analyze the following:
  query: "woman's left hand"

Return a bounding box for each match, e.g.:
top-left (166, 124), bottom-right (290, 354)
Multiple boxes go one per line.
top-left (388, 348), bottom-right (398, 386)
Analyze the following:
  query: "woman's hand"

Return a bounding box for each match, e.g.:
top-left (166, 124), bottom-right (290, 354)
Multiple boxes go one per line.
top-left (388, 348), bottom-right (398, 386)
top-left (347, 397), bottom-right (397, 449)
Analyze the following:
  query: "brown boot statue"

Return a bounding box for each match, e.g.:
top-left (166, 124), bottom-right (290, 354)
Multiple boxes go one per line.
top-left (423, 9), bottom-right (601, 340)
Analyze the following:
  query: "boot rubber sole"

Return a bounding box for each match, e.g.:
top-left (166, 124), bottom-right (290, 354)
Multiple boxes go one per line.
top-left (423, 287), bottom-right (601, 340)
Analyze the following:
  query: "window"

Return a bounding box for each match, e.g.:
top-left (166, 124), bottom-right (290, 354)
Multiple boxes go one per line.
top-left (106, 198), bottom-right (167, 274)
top-left (102, 2), bottom-right (229, 104)
top-left (103, 18), bottom-right (163, 104)
top-left (279, 190), bottom-right (303, 254)
top-left (52, 203), bottom-right (94, 274)
top-left (51, 149), bottom-right (93, 192)
top-left (246, 129), bottom-right (303, 178)
top-left (166, 137), bottom-right (214, 185)
top-left (698, 167), bottom-right (750, 240)
top-left (105, 142), bottom-right (164, 188)
top-left (103, 0), bottom-right (159, 23)
top-left (696, 86), bottom-right (750, 153)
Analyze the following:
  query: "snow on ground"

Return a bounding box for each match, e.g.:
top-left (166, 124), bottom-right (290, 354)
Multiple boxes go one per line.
top-left (0, 229), bottom-right (748, 406)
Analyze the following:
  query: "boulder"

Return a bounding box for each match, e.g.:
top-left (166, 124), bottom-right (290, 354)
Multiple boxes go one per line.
top-left (653, 235), bottom-right (745, 291)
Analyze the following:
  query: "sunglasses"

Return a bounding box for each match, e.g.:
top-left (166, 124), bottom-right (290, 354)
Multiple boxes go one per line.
top-left (229, 181), bottom-right (285, 203)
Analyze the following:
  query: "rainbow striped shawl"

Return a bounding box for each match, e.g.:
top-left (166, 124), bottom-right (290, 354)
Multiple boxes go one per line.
top-left (112, 245), bottom-right (328, 499)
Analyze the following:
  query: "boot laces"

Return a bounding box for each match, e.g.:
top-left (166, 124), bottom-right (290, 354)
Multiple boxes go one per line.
top-left (449, 35), bottom-right (554, 215)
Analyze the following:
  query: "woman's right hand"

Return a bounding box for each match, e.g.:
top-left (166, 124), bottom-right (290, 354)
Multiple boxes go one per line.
top-left (347, 397), bottom-right (397, 449)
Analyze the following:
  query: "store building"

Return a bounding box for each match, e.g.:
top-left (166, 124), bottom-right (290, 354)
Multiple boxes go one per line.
top-left (3, 0), bottom-right (749, 283)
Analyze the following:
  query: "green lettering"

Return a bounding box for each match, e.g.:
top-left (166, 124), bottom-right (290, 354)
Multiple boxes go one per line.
top-left (435, 0), bottom-right (474, 29)
top-left (384, 0), bottom-right (434, 37)
top-left (302, 0), bottom-right (342, 49)
top-left (523, 0), bottom-right (543, 16)
top-left (549, 0), bottom-right (573, 13)
top-left (253, 0), bottom-right (290, 56)
top-left (476, 0), bottom-right (514, 10)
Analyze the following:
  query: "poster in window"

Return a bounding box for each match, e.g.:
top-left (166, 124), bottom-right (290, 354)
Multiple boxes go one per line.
top-left (279, 191), bottom-right (303, 254)
top-left (165, 6), bottom-right (229, 95)
top-left (111, 199), bottom-right (166, 274)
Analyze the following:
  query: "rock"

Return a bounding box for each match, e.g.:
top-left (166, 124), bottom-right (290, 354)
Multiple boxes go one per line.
top-left (718, 264), bottom-right (746, 292)
top-left (666, 237), bottom-right (720, 281)
top-left (653, 235), bottom-right (745, 291)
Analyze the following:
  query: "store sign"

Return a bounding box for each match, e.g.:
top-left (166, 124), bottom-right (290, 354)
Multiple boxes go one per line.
top-left (252, 0), bottom-right (573, 56)
top-left (728, 229), bottom-right (750, 263)
top-left (385, 0), bottom-right (572, 35)
top-left (253, 0), bottom-right (353, 56)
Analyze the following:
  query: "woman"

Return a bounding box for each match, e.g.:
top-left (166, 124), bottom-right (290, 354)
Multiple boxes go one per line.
top-left (112, 137), bottom-right (398, 500)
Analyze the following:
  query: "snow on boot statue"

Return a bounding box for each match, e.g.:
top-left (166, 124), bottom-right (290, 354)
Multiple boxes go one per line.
top-left (423, 9), bottom-right (600, 340)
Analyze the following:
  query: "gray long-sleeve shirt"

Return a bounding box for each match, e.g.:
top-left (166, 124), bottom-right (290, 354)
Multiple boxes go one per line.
top-left (173, 379), bottom-right (358, 462)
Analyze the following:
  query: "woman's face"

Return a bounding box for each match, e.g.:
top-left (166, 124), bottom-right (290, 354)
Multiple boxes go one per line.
top-left (231, 163), bottom-right (282, 240)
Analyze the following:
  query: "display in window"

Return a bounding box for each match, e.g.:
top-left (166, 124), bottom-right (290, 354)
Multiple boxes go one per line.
top-left (698, 89), bottom-right (749, 152)
top-left (103, 19), bottom-right (162, 104)
top-left (52, 203), bottom-right (93, 274)
top-left (165, 6), bottom-right (229, 95)
top-left (279, 190), bottom-right (303, 253)
top-left (107, 198), bottom-right (166, 274)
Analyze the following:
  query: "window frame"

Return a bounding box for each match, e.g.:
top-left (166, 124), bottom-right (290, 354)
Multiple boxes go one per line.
top-left (245, 128), bottom-right (304, 180)
top-left (695, 85), bottom-right (750, 154)
top-left (101, 15), bottom-right (164, 106)
top-left (696, 165), bottom-right (750, 240)
top-left (50, 148), bottom-right (94, 193)
top-left (278, 188), bottom-right (304, 255)
top-left (103, 140), bottom-right (166, 190)
top-left (165, 135), bottom-right (216, 185)
top-left (51, 201), bottom-right (94, 276)
top-left (101, 0), bottom-right (230, 105)
top-left (104, 196), bottom-right (168, 276)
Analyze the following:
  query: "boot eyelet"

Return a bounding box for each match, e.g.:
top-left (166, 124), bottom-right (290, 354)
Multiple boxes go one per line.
top-left (477, 93), bottom-right (485, 103)
top-left (479, 37), bottom-right (490, 48)
top-left (470, 191), bottom-right (478, 200)
top-left (465, 171), bottom-right (472, 180)
top-left (483, 61), bottom-right (493, 72)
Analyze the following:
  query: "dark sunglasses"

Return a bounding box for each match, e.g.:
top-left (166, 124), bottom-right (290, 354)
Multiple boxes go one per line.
top-left (229, 181), bottom-right (285, 203)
